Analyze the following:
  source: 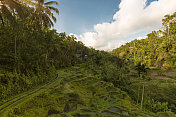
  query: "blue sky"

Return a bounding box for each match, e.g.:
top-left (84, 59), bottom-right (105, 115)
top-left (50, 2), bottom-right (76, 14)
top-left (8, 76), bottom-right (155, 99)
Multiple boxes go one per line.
top-left (54, 0), bottom-right (120, 35)
top-left (53, 0), bottom-right (176, 50)
top-left (54, 0), bottom-right (157, 35)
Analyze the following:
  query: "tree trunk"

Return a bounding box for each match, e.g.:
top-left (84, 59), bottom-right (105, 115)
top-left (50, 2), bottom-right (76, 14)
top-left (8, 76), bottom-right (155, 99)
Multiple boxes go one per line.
top-left (15, 36), bottom-right (17, 63)
top-left (137, 86), bottom-right (140, 105)
top-left (141, 84), bottom-right (145, 109)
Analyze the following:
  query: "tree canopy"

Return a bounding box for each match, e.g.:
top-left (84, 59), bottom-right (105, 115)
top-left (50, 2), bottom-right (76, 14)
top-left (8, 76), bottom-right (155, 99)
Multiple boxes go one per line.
top-left (112, 12), bottom-right (176, 69)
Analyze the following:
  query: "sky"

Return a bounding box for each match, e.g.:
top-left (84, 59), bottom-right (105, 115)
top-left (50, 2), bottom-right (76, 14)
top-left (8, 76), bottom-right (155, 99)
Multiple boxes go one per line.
top-left (53, 0), bottom-right (176, 51)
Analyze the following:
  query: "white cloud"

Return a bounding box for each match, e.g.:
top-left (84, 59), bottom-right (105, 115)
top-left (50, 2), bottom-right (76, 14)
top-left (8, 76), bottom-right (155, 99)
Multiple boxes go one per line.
top-left (78, 0), bottom-right (176, 51)
top-left (136, 36), bottom-right (147, 40)
top-left (69, 33), bottom-right (78, 39)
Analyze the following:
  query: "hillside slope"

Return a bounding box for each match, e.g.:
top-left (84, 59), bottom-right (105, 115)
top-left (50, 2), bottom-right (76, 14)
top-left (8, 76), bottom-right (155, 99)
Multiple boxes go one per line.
top-left (0, 65), bottom-right (166, 117)
top-left (112, 12), bottom-right (176, 69)
top-left (111, 12), bottom-right (176, 114)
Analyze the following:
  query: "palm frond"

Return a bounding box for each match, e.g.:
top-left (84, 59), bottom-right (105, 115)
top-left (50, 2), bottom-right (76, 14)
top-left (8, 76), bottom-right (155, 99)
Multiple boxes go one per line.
top-left (44, 1), bottom-right (58, 5)
top-left (42, 13), bottom-right (54, 28)
top-left (0, 12), bottom-right (5, 28)
top-left (29, 0), bottom-right (59, 28)
top-left (42, 7), bottom-right (51, 14)
top-left (44, 8), bottom-right (56, 22)
top-left (46, 6), bottom-right (59, 14)
top-left (42, 7), bottom-right (56, 22)
top-left (1, 5), bottom-right (17, 27)
top-left (4, 0), bottom-right (27, 18)
top-left (50, 14), bottom-right (56, 22)
top-left (20, 0), bottom-right (37, 6)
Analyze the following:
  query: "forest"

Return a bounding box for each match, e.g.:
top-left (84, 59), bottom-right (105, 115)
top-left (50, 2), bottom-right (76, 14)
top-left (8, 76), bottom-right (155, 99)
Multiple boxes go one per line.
top-left (112, 12), bottom-right (176, 69)
top-left (0, 0), bottom-right (176, 117)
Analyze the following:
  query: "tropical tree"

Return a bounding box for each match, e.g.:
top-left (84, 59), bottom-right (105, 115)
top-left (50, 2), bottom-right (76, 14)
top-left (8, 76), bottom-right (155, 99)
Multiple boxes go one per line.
top-left (23, 0), bottom-right (59, 28)
top-left (0, 0), bottom-right (29, 67)
top-left (0, 0), bottom-right (27, 28)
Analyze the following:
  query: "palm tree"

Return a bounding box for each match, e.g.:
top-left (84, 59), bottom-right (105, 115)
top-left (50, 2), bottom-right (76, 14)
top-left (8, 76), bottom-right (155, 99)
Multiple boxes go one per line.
top-left (23, 0), bottom-right (59, 28)
top-left (0, 0), bottom-right (27, 66)
top-left (0, 0), bottom-right (26, 28)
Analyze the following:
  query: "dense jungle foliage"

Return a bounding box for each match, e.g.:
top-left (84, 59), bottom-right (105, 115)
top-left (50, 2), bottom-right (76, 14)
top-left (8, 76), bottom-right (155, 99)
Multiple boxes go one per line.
top-left (0, 0), bottom-right (127, 104)
top-left (112, 12), bottom-right (176, 69)
top-left (0, 0), bottom-right (176, 116)
top-left (112, 12), bottom-right (176, 114)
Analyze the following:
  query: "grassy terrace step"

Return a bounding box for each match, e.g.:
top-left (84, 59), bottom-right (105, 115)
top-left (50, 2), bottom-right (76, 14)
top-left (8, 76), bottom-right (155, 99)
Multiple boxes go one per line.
top-left (0, 66), bottom-right (171, 117)
top-left (0, 77), bottom-right (62, 116)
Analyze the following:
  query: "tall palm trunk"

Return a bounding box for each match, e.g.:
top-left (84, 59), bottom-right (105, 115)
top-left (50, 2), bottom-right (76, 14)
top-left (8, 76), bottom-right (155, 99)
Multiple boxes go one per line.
top-left (15, 36), bottom-right (17, 63)
top-left (141, 83), bottom-right (145, 109)
top-left (137, 86), bottom-right (140, 105)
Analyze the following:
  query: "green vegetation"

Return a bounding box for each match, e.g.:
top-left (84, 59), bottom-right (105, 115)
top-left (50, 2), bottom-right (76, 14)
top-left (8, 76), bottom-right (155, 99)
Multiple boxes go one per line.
top-left (0, 66), bottom-right (165, 117)
top-left (112, 12), bottom-right (176, 69)
top-left (0, 0), bottom-right (176, 116)
top-left (0, 0), bottom-right (90, 101)
top-left (112, 12), bottom-right (176, 114)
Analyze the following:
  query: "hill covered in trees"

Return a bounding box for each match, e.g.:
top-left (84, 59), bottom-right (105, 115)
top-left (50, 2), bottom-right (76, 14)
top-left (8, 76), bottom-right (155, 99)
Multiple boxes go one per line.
top-left (112, 12), bottom-right (176, 69)
top-left (0, 0), bottom-right (176, 117)
top-left (0, 1), bottom-right (131, 116)
top-left (111, 12), bottom-right (176, 115)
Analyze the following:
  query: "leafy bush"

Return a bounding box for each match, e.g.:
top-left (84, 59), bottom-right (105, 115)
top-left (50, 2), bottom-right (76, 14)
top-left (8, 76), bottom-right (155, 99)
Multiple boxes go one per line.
top-left (144, 99), bottom-right (170, 113)
top-left (0, 65), bottom-right (57, 101)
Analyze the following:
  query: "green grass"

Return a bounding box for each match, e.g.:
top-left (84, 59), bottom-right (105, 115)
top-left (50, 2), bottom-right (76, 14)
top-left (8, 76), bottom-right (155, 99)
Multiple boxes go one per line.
top-left (1, 66), bottom-right (175, 117)
top-left (127, 68), bottom-right (176, 115)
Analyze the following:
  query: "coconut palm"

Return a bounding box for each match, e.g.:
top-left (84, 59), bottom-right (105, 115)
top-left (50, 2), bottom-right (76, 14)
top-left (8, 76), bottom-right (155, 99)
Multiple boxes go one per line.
top-left (0, 0), bottom-right (28, 65)
top-left (23, 0), bottom-right (59, 28)
top-left (36, 0), bottom-right (59, 28)
top-left (0, 0), bottom-right (26, 28)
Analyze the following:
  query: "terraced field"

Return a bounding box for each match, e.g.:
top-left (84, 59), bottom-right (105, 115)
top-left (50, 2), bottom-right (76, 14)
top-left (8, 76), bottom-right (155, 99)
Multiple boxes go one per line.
top-left (0, 66), bottom-right (172, 117)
